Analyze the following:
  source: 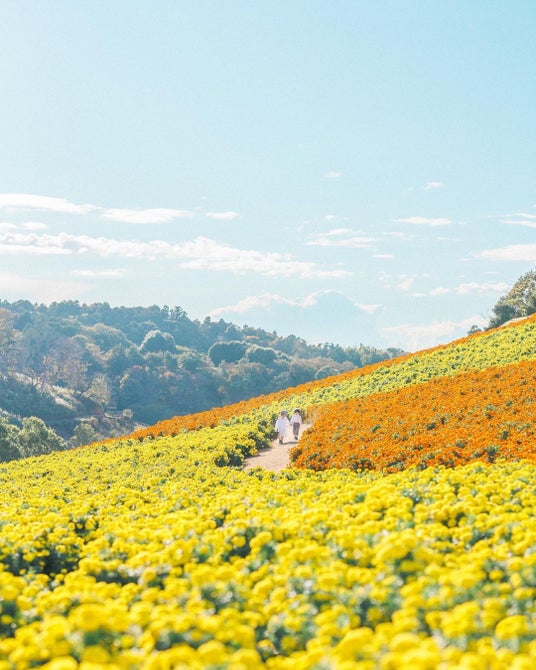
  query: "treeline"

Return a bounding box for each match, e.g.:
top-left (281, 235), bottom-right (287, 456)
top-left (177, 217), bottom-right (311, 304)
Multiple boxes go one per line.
top-left (0, 299), bottom-right (404, 456)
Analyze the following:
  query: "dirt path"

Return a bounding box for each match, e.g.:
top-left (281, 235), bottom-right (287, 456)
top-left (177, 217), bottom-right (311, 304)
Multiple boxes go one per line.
top-left (243, 424), bottom-right (311, 472)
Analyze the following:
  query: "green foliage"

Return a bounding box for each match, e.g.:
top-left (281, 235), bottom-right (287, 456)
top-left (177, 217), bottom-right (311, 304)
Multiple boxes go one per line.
top-left (18, 417), bottom-right (66, 458)
top-left (488, 269), bottom-right (536, 328)
top-left (246, 345), bottom-right (278, 365)
top-left (0, 416), bottom-right (66, 462)
top-left (139, 329), bottom-right (177, 353)
top-left (0, 418), bottom-right (21, 462)
top-left (208, 340), bottom-right (248, 365)
top-left (71, 421), bottom-right (98, 447)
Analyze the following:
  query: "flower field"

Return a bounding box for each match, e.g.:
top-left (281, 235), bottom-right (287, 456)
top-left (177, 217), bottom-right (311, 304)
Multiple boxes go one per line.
top-left (1, 317), bottom-right (536, 668)
top-left (290, 358), bottom-right (536, 472)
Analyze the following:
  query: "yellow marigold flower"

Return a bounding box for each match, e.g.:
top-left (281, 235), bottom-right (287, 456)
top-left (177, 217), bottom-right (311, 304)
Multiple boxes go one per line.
top-left (197, 639), bottom-right (228, 664)
top-left (40, 659), bottom-right (78, 670)
top-left (388, 632), bottom-right (421, 652)
top-left (454, 652), bottom-right (489, 669)
top-left (280, 634), bottom-right (298, 654)
top-left (81, 646), bottom-right (113, 664)
top-left (510, 656), bottom-right (536, 670)
top-left (510, 573), bottom-right (523, 589)
top-left (229, 648), bottom-right (263, 667)
top-left (495, 614), bottom-right (530, 640)
top-left (250, 530), bottom-right (272, 550)
top-left (334, 627), bottom-right (374, 659)
top-left (316, 572), bottom-right (339, 590)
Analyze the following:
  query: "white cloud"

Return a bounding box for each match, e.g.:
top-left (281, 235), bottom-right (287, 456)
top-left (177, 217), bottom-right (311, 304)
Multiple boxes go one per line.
top-left (0, 221), bottom-right (48, 232)
top-left (306, 229), bottom-right (376, 248)
top-left (102, 208), bottom-right (193, 224)
top-left (0, 232), bottom-right (348, 278)
top-left (0, 193), bottom-right (96, 214)
top-left (205, 211), bottom-right (239, 220)
top-left (397, 275), bottom-right (416, 291)
top-left (0, 194), bottom-right (200, 225)
top-left (396, 216), bottom-right (452, 227)
top-left (383, 231), bottom-right (414, 241)
top-left (0, 232), bottom-right (71, 256)
top-left (429, 286), bottom-right (451, 296)
top-left (456, 281), bottom-right (510, 294)
top-left (324, 170), bottom-right (342, 179)
top-left (502, 213), bottom-right (536, 228)
top-left (424, 181), bottom-right (445, 190)
top-left (373, 253), bottom-right (395, 259)
top-left (476, 244), bottom-right (536, 262)
top-left (382, 315), bottom-right (487, 352)
top-left (356, 302), bottom-right (382, 315)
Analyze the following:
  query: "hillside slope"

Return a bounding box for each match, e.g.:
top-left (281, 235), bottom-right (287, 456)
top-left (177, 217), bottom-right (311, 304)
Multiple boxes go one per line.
top-left (1, 316), bottom-right (536, 668)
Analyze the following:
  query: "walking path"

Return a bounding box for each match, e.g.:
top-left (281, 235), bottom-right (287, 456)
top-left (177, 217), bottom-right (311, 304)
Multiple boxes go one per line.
top-left (243, 424), bottom-right (311, 472)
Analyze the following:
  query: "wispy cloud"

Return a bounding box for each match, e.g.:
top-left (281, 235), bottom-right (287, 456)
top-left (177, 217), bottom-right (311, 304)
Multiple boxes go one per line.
top-left (306, 228), bottom-right (376, 248)
top-left (0, 193), bottom-right (97, 214)
top-left (418, 282), bottom-right (509, 297)
top-left (456, 281), bottom-right (510, 294)
top-left (502, 212), bottom-right (536, 228)
top-left (324, 170), bottom-right (342, 179)
top-left (476, 244), bottom-right (536, 262)
top-left (383, 231), bottom-right (415, 241)
top-left (0, 193), bottom-right (197, 225)
top-left (424, 181), bottom-right (445, 190)
top-left (102, 208), bottom-right (193, 224)
top-left (0, 221), bottom-right (48, 232)
top-left (205, 211), bottom-right (239, 220)
top-left (0, 232), bottom-right (348, 278)
top-left (396, 216), bottom-right (452, 227)
top-left (428, 286), bottom-right (451, 296)
top-left (378, 271), bottom-right (421, 291)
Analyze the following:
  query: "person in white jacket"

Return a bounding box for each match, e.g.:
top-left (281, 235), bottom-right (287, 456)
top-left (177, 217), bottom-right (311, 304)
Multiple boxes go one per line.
top-left (274, 411), bottom-right (291, 445)
top-left (291, 408), bottom-right (302, 441)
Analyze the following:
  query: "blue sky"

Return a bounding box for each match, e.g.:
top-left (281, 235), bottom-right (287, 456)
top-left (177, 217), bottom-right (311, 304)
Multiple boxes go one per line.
top-left (0, 1), bottom-right (535, 352)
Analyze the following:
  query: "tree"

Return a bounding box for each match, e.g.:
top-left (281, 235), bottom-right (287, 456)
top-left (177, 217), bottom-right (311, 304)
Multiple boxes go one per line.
top-left (18, 417), bottom-right (66, 458)
top-left (0, 418), bottom-right (21, 462)
top-left (488, 270), bottom-right (536, 328)
top-left (246, 345), bottom-right (278, 365)
top-left (140, 329), bottom-right (176, 354)
top-left (0, 309), bottom-right (17, 374)
top-left (71, 421), bottom-right (97, 447)
top-left (208, 341), bottom-right (247, 365)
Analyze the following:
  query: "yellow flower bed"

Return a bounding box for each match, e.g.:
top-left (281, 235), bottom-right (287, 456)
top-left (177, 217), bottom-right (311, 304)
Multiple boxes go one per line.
top-left (1, 426), bottom-right (536, 668)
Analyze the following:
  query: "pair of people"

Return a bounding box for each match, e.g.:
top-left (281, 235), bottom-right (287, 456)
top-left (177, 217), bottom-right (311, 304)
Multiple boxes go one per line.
top-left (275, 409), bottom-right (302, 444)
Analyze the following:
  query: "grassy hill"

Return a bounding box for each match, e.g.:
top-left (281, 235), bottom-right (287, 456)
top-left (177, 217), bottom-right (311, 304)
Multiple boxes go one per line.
top-left (1, 315), bottom-right (536, 668)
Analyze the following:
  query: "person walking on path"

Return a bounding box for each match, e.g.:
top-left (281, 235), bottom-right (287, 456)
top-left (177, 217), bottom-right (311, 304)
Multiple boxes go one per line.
top-left (274, 410), bottom-right (291, 444)
top-left (291, 408), bottom-right (302, 441)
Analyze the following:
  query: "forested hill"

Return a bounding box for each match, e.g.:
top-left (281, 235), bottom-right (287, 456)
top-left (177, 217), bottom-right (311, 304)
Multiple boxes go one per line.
top-left (0, 299), bottom-right (403, 450)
